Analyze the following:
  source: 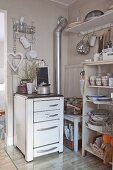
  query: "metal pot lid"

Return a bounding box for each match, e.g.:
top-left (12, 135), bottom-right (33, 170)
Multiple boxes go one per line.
top-left (39, 82), bottom-right (50, 86)
top-left (42, 84), bottom-right (50, 86)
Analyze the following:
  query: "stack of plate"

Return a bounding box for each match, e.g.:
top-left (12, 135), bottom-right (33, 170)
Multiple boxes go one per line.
top-left (88, 109), bottom-right (109, 126)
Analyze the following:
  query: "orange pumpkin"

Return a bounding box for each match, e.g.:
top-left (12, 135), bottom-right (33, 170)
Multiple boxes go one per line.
top-left (111, 138), bottom-right (113, 146)
top-left (103, 134), bottom-right (111, 144)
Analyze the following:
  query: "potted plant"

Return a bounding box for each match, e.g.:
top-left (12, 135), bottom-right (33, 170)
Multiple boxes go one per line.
top-left (18, 60), bottom-right (38, 94)
top-left (21, 60), bottom-right (38, 83)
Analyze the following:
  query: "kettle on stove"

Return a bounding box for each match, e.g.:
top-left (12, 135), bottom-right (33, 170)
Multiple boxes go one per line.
top-left (35, 82), bottom-right (50, 95)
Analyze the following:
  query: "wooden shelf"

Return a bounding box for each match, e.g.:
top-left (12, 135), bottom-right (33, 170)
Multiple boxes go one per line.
top-left (85, 145), bottom-right (103, 160)
top-left (88, 85), bottom-right (113, 88)
top-left (82, 60), bottom-right (113, 65)
top-left (86, 125), bottom-right (103, 134)
top-left (66, 10), bottom-right (113, 34)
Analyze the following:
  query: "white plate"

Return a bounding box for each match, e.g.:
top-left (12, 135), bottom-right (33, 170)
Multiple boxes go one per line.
top-left (89, 118), bottom-right (104, 126)
top-left (91, 115), bottom-right (108, 122)
top-left (87, 123), bottom-right (103, 132)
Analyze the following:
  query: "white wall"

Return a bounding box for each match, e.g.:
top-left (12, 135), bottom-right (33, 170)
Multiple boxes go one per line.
top-left (0, 0), bottom-right (68, 145)
top-left (0, 42), bottom-right (4, 67)
top-left (0, 12), bottom-right (5, 111)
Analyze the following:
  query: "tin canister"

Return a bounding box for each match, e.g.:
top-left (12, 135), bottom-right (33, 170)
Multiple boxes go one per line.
top-left (109, 77), bottom-right (113, 87)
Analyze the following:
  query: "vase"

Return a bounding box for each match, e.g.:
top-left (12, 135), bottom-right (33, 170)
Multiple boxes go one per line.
top-left (27, 82), bottom-right (33, 94)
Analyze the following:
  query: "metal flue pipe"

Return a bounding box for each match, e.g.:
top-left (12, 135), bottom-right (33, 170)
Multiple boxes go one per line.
top-left (53, 16), bottom-right (68, 94)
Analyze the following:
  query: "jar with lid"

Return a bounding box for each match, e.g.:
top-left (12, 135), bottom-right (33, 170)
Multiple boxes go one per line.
top-left (101, 76), bottom-right (108, 86)
top-left (107, 73), bottom-right (113, 86)
top-left (95, 76), bottom-right (102, 86)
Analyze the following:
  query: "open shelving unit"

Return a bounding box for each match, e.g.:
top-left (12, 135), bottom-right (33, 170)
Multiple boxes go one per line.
top-left (82, 60), bottom-right (113, 166)
top-left (66, 7), bottom-right (113, 167)
top-left (66, 10), bottom-right (113, 34)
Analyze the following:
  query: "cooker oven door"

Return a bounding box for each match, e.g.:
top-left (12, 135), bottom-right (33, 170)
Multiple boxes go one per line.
top-left (34, 120), bottom-right (59, 147)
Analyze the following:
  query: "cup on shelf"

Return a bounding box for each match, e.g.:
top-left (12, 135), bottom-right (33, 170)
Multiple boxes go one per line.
top-left (95, 76), bottom-right (102, 86)
top-left (89, 34), bottom-right (97, 47)
top-left (93, 53), bottom-right (100, 62)
top-left (101, 76), bottom-right (108, 86)
top-left (89, 75), bottom-right (96, 85)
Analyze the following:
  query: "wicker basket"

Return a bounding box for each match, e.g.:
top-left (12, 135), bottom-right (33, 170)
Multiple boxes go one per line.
top-left (64, 97), bottom-right (82, 115)
top-left (90, 143), bottom-right (104, 159)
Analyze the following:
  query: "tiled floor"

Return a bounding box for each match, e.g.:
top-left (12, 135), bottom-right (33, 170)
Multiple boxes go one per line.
top-left (0, 138), bottom-right (112, 170)
top-left (5, 144), bottom-right (112, 170)
top-left (0, 139), bottom-right (16, 170)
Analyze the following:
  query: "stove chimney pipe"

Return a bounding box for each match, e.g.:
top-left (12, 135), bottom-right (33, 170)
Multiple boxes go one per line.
top-left (53, 16), bottom-right (68, 94)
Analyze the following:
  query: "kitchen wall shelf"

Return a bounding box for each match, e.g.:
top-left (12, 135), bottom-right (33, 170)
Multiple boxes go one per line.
top-left (88, 85), bottom-right (113, 88)
top-left (82, 60), bottom-right (113, 65)
top-left (13, 25), bottom-right (35, 34)
top-left (13, 18), bottom-right (35, 34)
top-left (66, 10), bottom-right (113, 34)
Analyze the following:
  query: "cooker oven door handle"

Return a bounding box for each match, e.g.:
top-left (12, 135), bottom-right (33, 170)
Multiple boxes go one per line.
top-left (37, 126), bottom-right (58, 131)
top-left (49, 114), bottom-right (58, 117)
top-left (49, 104), bottom-right (58, 107)
top-left (37, 147), bottom-right (57, 153)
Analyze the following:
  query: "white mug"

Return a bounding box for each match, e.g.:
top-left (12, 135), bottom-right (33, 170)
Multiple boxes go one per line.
top-left (27, 83), bottom-right (33, 94)
top-left (89, 35), bottom-right (97, 47)
top-left (93, 53), bottom-right (100, 62)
